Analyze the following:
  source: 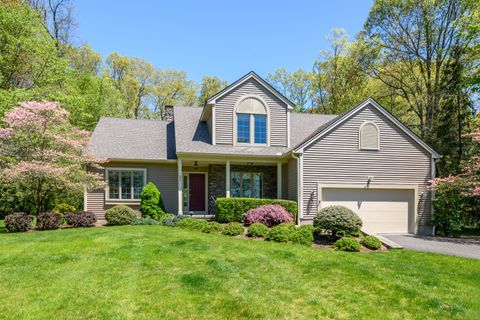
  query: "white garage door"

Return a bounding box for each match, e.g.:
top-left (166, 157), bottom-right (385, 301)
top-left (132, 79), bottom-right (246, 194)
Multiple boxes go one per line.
top-left (321, 188), bottom-right (414, 234)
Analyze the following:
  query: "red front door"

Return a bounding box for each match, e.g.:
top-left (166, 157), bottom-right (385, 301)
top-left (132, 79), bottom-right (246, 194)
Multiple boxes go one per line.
top-left (189, 173), bottom-right (205, 212)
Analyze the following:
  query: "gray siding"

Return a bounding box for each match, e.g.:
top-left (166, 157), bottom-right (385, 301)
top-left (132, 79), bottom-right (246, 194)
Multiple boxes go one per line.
top-left (215, 78), bottom-right (287, 146)
top-left (86, 162), bottom-right (178, 219)
top-left (301, 104), bottom-right (432, 229)
top-left (282, 163), bottom-right (288, 199)
top-left (287, 158), bottom-right (297, 201)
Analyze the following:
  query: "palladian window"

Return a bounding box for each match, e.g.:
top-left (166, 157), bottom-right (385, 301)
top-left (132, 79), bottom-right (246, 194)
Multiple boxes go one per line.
top-left (235, 97), bottom-right (268, 145)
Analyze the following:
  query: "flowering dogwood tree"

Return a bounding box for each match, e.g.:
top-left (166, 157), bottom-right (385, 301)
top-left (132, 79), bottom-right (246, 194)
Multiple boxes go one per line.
top-left (0, 101), bottom-right (105, 214)
top-left (429, 114), bottom-right (480, 235)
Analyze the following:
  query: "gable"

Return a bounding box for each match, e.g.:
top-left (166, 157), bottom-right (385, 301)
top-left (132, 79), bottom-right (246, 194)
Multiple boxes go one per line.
top-left (294, 98), bottom-right (440, 158)
top-left (214, 77), bottom-right (289, 147)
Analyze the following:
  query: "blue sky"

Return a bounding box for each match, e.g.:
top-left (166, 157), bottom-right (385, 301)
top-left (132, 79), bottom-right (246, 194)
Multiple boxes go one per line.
top-left (74, 0), bottom-right (373, 83)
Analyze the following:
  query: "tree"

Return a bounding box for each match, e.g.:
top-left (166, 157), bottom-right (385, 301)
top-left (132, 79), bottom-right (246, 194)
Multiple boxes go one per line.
top-left (0, 101), bottom-right (105, 214)
top-left (359, 0), bottom-right (479, 143)
top-left (312, 29), bottom-right (370, 114)
top-left (106, 53), bottom-right (155, 119)
top-left (198, 76), bottom-right (228, 107)
top-left (150, 69), bottom-right (197, 119)
top-left (267, 68), bottom-right (314, 112)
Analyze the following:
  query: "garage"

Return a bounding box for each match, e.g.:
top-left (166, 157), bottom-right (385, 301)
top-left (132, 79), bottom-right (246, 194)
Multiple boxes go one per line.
top-left (320, 186), bottom-right (416, 234)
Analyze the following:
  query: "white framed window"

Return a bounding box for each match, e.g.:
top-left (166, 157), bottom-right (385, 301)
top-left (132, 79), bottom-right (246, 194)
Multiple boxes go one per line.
top-left (234, 96), bottom-right (269, 145)
top-left (106, 168), bottom-right (146, 200)
top-left (230, 172), bottom-right (263, 198)
top-left (359, 121), bottom-right (380, 150)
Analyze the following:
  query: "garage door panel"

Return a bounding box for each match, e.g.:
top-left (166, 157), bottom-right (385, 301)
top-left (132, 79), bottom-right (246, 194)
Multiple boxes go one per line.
top-left (321, 188), bottom-right (413, 234)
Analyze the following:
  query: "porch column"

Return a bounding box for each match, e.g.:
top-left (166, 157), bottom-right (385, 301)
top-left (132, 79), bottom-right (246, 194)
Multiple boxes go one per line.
top-left (226, 160), bottom-right (231, 197)
top-left (277, 162), bottom-right (282, 199)
top-left (177, 158), bottom-right (183, 215)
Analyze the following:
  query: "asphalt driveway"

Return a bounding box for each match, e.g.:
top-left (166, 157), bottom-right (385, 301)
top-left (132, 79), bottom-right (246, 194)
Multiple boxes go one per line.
top-left (380, 234), bottom-right (480, 260)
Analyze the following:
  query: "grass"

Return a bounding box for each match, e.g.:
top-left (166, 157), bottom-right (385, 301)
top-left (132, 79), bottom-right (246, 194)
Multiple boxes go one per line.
top-left (0, 226), bottom-right (479, 320)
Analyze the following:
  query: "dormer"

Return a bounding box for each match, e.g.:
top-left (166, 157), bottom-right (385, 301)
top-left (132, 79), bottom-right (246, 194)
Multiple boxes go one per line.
top-left (200, 72), bottom-right (295, 147)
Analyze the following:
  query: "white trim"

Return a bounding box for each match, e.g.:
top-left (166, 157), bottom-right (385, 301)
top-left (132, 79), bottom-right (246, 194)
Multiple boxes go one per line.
top-left (226, 161), bottom-right (231, 198)
top-left (431, 156), bottom-right (436, 236)
top-left (212, 104), bottom-right (216, 145)
top-left (297, 153), bottom-right (304, 222)
top-left (233, 94), bottom-right (270, 146)
top-left (317, 183), bottom-right (419, 234)
top-left (105, 167), bottom-right (147, 202)
top-left (83, 186), bottom-right (87, 211)
top-left (359, 121), bottom-right (380, 151)
top-left (177, 159), bottom-right (183, 215)
top-left (294, 98), bottom-right (440, 158)
top-left (206, 72), bottom-right (295, 110)
top-left (287, 109), bottom-right (291, 147)
top-left (277, 162), bottom-right (282, 199)
top-left (183, 171), bottom-right (208, 214)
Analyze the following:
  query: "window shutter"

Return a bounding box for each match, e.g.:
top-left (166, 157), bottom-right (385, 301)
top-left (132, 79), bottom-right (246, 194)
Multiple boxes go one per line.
top-left (360, 123), bottom-right (379, 150)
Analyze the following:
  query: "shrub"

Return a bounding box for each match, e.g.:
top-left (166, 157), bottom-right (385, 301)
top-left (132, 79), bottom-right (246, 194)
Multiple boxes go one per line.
top-left (247, 223), bottom-right (270, 238)
top-left (244, 204), bottom-right (294, 227)
top-left (333, 237), bottom-right (361, 252)
top-left (222, 222), bottom-right (244, 236)
top-left (266, 222), bottom-right (296, 243)
top-left (4, 212), bottom-right (34, 232)
top-left (162, 214), bottom-right (188, 227)
top-left (313, 206), bottom-right (362, 237)
top-left (132, 218), bottom-right (160, 225)
top-left (215, 198), bottom-right (297, 223)
top-left (105, 205), bottom-right (136, 225)
top-left (64, 211), bottom-right (97, 228)
top-left (52, 203), bottom-right (76, 215)
top-left (140, 182), bottom-right (166, 221)
top-left (37, 211), bottom-right (63, 230)
top-left (291, 225), bottom-right (315, 246)
top-left (176, 218), bottom-right (209, 231)
top-left (202, 221), bottom-right (224, 234)
top-left (361, 235), bottom-right (382, 250)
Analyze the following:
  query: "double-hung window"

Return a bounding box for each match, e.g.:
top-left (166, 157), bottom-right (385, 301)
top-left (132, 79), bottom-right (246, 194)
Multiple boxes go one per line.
top-left (107, 169), bottom-right (145, 200)
top-left (230, 172), bottom-right (262, 198)
top-left (235, 96), bottom-right (268, 145)
top-left (237, 114), bottom-right (251, 143)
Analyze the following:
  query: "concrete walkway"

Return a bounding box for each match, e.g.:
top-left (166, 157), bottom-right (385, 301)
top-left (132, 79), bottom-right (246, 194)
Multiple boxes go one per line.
top-left (380, 234), bottom-right (480, 260)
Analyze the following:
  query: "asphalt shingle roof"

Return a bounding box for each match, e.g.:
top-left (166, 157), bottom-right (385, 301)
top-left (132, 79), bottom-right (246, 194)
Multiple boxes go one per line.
top-left (89, 107), bottom-right (338, 159)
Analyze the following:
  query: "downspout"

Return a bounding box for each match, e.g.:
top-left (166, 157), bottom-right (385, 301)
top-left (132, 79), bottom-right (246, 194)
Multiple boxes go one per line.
top-left (292, 152), bottom-right (302, 225)
top-left (431, 156), bottom-right (437, 236)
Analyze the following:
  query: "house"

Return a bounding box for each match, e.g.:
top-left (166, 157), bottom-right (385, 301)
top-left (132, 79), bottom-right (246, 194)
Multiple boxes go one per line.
top-left (86, 71), bottom-right (440, 235)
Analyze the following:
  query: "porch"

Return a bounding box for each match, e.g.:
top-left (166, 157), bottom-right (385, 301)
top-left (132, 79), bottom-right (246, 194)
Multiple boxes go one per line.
top-left (177, 158), bottom-right (289, 216)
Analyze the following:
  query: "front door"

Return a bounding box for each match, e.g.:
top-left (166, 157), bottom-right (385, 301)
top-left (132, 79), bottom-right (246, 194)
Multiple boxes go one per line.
top-left (189, 173), bottom-right (205, 212)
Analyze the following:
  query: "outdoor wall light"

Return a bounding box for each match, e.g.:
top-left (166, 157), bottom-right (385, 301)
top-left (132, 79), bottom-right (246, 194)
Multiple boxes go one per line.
top-left (194, 161), bottom-right (198, 169)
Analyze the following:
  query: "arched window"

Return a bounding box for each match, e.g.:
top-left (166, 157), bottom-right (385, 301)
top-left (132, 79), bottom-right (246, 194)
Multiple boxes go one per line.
top-left (235, 96), bottom-right (268, 145)
top-left (359, 121), bottom-right (380, 150)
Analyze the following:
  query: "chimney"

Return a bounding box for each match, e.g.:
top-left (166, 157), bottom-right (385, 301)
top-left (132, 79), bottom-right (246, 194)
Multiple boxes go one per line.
top-left (165, 105), bottom-right (174, 122)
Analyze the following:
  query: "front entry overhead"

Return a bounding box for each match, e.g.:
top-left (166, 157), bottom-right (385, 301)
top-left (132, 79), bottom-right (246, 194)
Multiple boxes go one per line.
top-left (320, 186), bottom-right (416, 234)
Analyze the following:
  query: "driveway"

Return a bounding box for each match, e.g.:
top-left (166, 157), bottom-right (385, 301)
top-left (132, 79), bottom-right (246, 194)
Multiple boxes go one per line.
top-left (380, 234), bottom-right (480, 260)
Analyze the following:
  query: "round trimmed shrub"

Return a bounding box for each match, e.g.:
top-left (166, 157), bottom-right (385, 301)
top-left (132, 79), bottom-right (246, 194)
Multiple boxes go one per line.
top-left (244, 204), bottom-right (294, 227)
top-left (132, 218), bottom-right (160, 225)
top-left (202, 221), bottom-right (224, 234)
top-left (291, 225), bottom-right (314, 246)
top-left (176, 218), bottom-right (209, 231)
top-left (333, 237), bottom-right (361, 252)
top-left (361, 235), bottom-right (382, 250)
top-left (52, 203), bottom-right (76, 215)
top-left (64, 211), bottom-right (97, 228)
top-left (37, 211), bottom-right (63, 230)
top-left (247, 222), bottom-right (269, 238)
top-left (105, 205), bottom-right (136, 225)
top-left (313, 205), bottom-right (362, 237)
top-left (266, 222), bottom-right (296, 242)
top-left (4, 212), bottom-right (34, 232)
top-left (222, 222), bottom-right (244, 236)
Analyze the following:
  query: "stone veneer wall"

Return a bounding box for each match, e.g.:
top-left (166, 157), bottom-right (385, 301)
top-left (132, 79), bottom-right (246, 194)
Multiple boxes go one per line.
top-left (208, 164), bottom-right (278, 213)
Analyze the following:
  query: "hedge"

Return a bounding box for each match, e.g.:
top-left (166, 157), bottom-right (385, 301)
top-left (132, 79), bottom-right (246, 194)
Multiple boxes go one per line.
top-left (215, 198), bottom-right (298, 223)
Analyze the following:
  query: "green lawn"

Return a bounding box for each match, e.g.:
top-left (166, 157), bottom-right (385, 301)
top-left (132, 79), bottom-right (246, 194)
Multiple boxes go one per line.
top-left (0, 226), bottom-right (479, 319)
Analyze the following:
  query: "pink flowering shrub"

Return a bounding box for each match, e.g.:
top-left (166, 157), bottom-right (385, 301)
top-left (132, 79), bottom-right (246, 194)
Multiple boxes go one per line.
top-left (0, 101), bottom-right (106, 214)
top-left (244, 204), bottom-right (294, 227)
